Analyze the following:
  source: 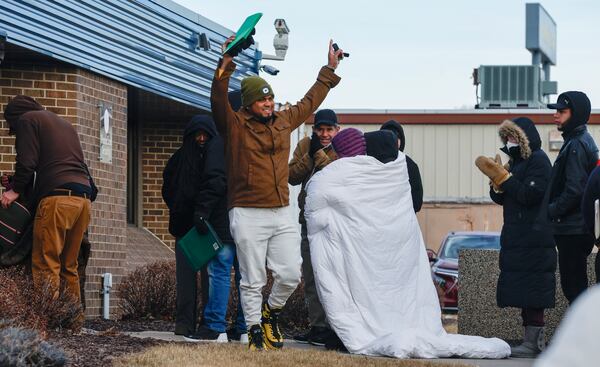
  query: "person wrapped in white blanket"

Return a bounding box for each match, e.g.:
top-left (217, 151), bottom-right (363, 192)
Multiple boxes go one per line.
top-left (304, 128), bottom-right (510, 359)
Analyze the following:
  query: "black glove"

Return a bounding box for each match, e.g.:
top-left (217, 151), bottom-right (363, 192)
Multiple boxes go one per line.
top-left (194, 213), bottom-right (210, 235)
top-left (226, 29), bottom-right (255, 57)
top-left (309, 133), bottom-right (324, 158)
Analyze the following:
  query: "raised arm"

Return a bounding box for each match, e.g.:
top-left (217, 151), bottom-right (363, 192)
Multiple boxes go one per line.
top-left (210, 36), bottom-right (238, 137)
top-left (282, 40), bottom-right (343, 130)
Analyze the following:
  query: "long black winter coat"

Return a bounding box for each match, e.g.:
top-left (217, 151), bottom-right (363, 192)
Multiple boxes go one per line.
top-left (162, 115), bottom-right (232, 242)
top-left (490, 118), bottom-right (557, 308)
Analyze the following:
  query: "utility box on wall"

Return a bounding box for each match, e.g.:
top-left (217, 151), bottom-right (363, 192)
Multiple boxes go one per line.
top-left (477, 65), bottom-right (547, 109)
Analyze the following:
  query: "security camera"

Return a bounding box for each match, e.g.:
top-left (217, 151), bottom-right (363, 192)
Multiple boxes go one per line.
top-left (260, 64), bottom-right (280, 76)
top-left (274, 19), bottom-right (289, 35)
top-left (262, 18), bottom-right (290, 61)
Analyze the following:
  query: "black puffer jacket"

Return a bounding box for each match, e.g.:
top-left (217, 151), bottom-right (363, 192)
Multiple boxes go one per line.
top-left (540, 92), bottom-right (599, 235)
top-left (490, 117), bottom-right (556, 308)
top-left (162, 115), bottom-right (232, 242)
top-left (380, 120), bottom-right (424, 212)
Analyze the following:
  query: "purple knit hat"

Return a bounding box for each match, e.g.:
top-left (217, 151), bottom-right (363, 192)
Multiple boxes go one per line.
top-left (331, 128), bottom-right (366, 158)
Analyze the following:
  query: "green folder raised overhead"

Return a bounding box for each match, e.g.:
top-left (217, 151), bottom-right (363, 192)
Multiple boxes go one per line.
top-left (178, 223), bottom-right (223, 272)
top-left (223, 12), bottom-right (262, 55)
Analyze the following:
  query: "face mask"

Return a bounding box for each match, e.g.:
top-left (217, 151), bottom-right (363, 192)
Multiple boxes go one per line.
top-left (505, 141), bottom-right (519, 150)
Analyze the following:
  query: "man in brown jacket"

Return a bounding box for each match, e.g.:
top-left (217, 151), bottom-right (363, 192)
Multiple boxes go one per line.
top-left (289, 109), bottom-right (338, 346)
top-left (1, 95), bottom-right (91, 316)
top-left (211, 38), bottom-right (343, 351)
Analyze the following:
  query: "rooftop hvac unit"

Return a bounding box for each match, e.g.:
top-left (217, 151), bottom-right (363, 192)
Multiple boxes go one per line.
top-left (477, 65), bottom-right (547, 109)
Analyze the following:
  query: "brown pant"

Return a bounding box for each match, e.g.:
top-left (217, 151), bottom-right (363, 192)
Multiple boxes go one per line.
top-left (31, 195), bottom-right (91, 303)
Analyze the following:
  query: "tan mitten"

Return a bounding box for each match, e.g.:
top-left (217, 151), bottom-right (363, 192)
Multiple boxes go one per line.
top-left (475, 156), bottom-right (511, 186)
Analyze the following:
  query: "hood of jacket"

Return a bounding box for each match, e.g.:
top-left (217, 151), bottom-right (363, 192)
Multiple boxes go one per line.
top-left (3, 95), bottom-right (44, 134)
top-left (498, 117), bottom-right (541, 160)
top-left (560, 91), bottom-right (591, 133)
top-left (183, 114), bottom-right (218, 139)
top-left (380, 120), bottom-right (406, 151)
top-left (365, 130), bottom-right (399, 164)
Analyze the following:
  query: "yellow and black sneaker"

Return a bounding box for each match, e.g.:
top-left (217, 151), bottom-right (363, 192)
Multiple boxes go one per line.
top-left (261, 301), bottom-right (284, 349)
top-left (248, 324), bottom-right (267, 351)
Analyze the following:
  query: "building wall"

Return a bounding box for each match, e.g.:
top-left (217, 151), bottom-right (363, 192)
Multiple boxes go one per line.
top-left (416, 203), bottom-right (503, 252)
top-left (141, 122), bottom-right (181, 249)
top-left (303, 120), bottom-right (600, 248)
top-left (337, 123), bottom-right (600, 201)
top-left (74, 70), bottom-right (128, 317)
top-left (306, 122), bottom-right (600, 201)
top-left (0, 64), bottom-right (128, 317)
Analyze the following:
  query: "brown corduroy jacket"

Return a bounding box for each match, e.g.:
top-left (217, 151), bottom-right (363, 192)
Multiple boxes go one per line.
top-left (289, 136), bottom-right (337, 224)
top-left (211, 61), bottom-right (341, 209)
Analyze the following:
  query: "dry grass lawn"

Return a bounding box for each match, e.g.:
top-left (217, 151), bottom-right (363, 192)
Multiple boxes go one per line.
top-left (114, 343), bottom-right (471, 367)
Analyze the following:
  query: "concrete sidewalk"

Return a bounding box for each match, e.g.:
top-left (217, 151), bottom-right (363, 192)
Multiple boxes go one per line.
top-left (124, 331), bottom-right (535, 367)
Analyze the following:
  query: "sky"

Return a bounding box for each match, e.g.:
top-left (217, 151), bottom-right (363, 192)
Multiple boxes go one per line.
top-left (173, 0), bottom-right (600, 110)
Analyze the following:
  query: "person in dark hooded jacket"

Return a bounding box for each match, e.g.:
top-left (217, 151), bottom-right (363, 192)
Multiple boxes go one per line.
top-left (380, 120), bottom-right (423, 212)
top-left (478, 117), bottom-right (556, 358)
top-left (162, 115), bottom-right (243, 342)
top-left (542, 91), bottom-right (598, 306)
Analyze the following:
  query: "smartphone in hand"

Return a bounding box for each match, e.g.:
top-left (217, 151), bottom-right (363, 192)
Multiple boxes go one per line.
top-left (332, 43), bottom-right (350, 58)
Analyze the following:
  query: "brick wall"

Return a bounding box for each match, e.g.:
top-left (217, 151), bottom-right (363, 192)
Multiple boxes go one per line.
top-left (73, 70), bottom-right (128, 317)
top-left (136, 91), bottom-right (203, 249)
top-left (0, 64), bottom-right (127, 317)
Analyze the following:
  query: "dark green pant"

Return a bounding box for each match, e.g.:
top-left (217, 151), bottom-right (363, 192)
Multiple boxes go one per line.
top-left (301, 223), bottom-right (329, 328)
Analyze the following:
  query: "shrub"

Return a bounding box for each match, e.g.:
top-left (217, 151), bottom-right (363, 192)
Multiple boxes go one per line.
top-left (118, 260), bottom-right (178, 320)
top-left (279, 278), bottom-right (309, 331)
top-left (226, 270), bottom-right (309, 332)
top-left (32, 280), bottom-right (84, 332)
top-left (119, 260), bottom-right (310, 332)
top-left (0, 266), bottom-right (83, 336)
top-left (0, 267), bottom-right (46, 334)
top-left (0, 326), bottom-right (66, 366)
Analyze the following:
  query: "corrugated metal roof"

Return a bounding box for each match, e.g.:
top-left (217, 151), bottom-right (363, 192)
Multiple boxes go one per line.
top-left (0, 0), bottom-right (260, 110)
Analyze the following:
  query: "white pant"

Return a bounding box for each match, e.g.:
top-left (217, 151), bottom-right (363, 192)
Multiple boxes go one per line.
top-left (229, 206), bottom-right (302, 326)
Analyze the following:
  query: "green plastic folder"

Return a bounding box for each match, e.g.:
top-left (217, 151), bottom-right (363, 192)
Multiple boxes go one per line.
top-left (178, 223), bottom-right (223, 272)
top-left (223, 12), bottom-right (263, 55)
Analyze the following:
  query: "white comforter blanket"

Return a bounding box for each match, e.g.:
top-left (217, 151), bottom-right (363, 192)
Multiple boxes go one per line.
top-left (304, 154), bottom-right (510, 359)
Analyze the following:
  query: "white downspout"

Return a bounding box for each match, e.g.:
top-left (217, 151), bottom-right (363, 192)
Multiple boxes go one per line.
top-left (102, 273), bottom-right (112, 319)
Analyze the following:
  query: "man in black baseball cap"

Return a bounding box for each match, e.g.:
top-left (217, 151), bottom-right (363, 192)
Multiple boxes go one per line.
top-left (543, 91), bottom-right (599, 305)
top-left (288, 109), bottom-right (340, 347)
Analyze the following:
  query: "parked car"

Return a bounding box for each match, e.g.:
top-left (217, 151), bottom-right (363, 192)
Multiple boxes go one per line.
top-left (427, 231), bottom-right (500, 312)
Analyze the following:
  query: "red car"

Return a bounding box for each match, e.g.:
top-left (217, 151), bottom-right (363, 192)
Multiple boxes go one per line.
top-left (428, 231), bottom-right (500, 312)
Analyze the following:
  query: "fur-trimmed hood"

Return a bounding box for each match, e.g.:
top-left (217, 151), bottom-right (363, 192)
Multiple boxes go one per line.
top-left (498, 117), bottom-right (541, 160)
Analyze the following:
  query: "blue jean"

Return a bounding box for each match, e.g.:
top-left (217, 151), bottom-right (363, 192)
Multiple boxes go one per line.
top-left (203, 243), bottom-right (247, 333)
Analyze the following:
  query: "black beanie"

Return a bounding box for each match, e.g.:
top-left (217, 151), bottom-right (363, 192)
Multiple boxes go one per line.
top-left (380, 120), bottom-right (406, 152)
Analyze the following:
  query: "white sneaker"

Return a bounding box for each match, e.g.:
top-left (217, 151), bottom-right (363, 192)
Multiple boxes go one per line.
top-left (183, 326), bottom-right (229, 343)
top-left (226, 328), bottom-right (250, 344)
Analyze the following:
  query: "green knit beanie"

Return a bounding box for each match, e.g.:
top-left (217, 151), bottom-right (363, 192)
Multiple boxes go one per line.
top-left (241, 76), bottom-right (274, 107)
